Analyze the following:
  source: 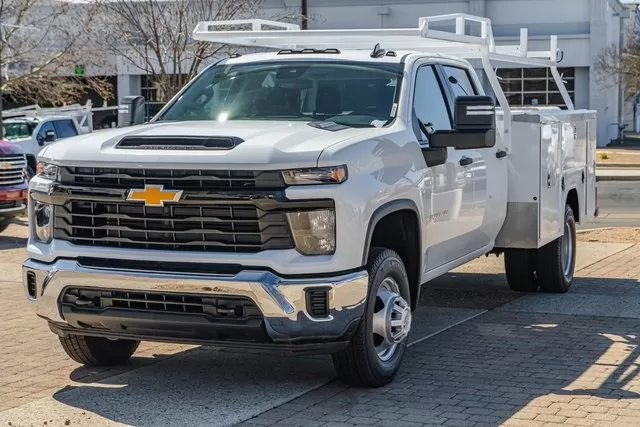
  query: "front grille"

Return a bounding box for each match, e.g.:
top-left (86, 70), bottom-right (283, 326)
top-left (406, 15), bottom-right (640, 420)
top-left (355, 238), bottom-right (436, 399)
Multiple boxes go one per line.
top-left (0, 154), bottom-right (26, 185)
top-left (54, 200), bottom-right (294, 252)
top-left (61, 287), bottom-right (262, 320)
top-left (59, 167), bottom-right (286, 191)
top-left (0, 201), bottom-right (17, 210)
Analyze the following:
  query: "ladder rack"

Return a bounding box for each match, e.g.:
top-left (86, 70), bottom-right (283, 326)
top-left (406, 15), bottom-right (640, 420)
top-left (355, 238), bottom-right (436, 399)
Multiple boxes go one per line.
top-left (193, 14), bottom-right (561, 67)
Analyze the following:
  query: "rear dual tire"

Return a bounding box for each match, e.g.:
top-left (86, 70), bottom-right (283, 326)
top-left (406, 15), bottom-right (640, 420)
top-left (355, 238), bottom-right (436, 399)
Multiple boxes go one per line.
top-left (504, 203), bottom-right (576, 294)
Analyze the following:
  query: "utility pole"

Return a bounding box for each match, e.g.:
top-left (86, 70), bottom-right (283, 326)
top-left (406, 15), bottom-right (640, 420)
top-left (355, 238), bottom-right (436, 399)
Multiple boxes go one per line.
top-left (301, 0), bottom-right (308, 30)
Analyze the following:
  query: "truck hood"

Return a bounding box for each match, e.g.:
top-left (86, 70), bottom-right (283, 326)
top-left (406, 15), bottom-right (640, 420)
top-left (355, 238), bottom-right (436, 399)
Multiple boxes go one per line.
top-left (0, 139), bottom-right (25, 155)
top-left (38, 120), bottom-right (372, 169)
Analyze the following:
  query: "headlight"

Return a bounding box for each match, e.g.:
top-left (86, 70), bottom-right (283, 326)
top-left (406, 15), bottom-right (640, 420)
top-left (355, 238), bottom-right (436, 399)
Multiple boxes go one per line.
top-left (36, 162), bottom-right (59, 180)
top-left (282, 165), bottom-right (347, 185)
top-left (286, 210), bottom-right (335, 255)
top-left (33, 201), bottom-right (53, 243)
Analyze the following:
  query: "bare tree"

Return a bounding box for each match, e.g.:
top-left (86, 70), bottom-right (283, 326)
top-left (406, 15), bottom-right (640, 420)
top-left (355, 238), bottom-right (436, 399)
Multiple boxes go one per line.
top-left (91, 0), bottom-right (273, 104)
top-left (594, 24), bottom-right (640, 99)
top-left (0, 0), bottom-right (113, 112)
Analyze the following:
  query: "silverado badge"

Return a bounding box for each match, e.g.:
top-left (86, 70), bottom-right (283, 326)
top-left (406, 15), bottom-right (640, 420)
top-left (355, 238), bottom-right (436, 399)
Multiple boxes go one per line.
top-left (1, 162), bottom-right (10, 170)
top-left (126, 185), bottom-right (183, 207)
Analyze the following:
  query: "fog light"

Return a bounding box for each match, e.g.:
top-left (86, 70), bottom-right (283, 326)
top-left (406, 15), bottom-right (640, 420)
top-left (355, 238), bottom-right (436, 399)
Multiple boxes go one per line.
top-left (33, 201), bottom-right (53, 242)
top-left (286, 210), bottom-right (335, 255)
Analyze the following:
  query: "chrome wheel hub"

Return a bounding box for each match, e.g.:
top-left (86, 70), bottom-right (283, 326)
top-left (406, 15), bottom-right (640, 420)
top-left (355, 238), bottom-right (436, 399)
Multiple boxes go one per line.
top-left (372, 277), bottom-right (411, 362)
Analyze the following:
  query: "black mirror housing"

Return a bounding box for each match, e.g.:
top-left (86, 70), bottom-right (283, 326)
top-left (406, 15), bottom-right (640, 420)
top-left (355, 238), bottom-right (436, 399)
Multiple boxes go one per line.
top-left (118, 95), bottom-right (146, 127)
top-left (43, 130), bottom-right (56, 143)
top-left (430, 95), bottom-right (496, 150)
top-left (454, 95), bottom-right (495, 131)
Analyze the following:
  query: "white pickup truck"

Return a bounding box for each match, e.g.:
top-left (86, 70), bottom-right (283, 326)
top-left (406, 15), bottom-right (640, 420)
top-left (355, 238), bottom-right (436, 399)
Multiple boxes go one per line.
top-left (23, 14), bottom-right (597, 387)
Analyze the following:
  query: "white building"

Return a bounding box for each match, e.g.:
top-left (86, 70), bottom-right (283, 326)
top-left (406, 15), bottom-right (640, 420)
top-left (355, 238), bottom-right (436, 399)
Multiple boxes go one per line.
top-left (114, 0), bottom-right (632, 146)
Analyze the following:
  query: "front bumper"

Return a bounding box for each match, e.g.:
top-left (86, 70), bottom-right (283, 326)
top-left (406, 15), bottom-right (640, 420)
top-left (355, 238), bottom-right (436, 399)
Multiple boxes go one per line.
top-left (23, 258), bottom-right (368, 353)
top-left (0, 187), bottom-right (28, 221)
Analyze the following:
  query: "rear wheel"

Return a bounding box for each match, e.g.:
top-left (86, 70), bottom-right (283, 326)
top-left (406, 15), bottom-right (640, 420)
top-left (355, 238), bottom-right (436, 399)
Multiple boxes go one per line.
top-left (332, 247), bottom-right (412, 387)
top-left (536, 204), bottom-right (576, 293)
top-left (504, 248), bottom-right (539, 292)
top-left (58, 334), bottom-right (140, 366)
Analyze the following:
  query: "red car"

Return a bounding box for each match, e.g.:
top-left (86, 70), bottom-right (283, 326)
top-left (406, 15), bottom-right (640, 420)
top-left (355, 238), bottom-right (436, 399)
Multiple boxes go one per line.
top-left (0, 139), bottom-right (28, 233)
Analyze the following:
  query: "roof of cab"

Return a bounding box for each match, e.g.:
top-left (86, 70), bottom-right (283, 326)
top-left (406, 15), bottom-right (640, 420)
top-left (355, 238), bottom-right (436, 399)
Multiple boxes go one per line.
top-left (221, 49), bottom-right (472, 68)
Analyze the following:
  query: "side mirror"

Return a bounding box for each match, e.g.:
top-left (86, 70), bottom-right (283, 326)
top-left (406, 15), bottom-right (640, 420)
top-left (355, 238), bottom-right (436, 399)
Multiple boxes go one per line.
top-left (118, 95), bottom-right (146, 127)
top-left (430, 95), bottom-right (496, 150)
top-left (44, 130), bottom-right (56, 143)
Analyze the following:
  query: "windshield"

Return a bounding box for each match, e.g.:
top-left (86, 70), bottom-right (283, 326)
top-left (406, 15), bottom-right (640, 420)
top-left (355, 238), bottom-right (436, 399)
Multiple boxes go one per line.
top-left (4, 121), bottom-right (37, 140)
top-left (157, 60), bottom-right (404, 128)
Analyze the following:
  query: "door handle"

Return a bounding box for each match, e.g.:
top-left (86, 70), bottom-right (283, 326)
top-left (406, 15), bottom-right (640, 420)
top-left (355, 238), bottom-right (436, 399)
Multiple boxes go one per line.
top-left (496, 150), bottom-right (507, 159)
top-left (459, 157), bottom-right (473, 167)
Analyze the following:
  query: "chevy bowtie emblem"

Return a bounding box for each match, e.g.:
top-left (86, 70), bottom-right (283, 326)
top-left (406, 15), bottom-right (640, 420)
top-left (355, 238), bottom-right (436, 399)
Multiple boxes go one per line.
top-left (126, 185), bottom-right (183, 207)
top-left (0, 162), bottom-right (10, 170)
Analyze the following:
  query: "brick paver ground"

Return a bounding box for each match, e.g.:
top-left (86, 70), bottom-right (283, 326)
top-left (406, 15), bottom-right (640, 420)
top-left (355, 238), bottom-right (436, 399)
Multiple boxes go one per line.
top-left (0, 222), bottom-right (194, 411)
top-left (241, 244), bottom-right (640, 427)
top-left (3, 217), bottom-right (640, 426)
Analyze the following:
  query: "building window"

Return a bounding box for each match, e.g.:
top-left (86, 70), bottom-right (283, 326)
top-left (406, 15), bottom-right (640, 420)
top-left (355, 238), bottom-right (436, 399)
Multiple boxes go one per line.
top-left (140, 74), bottom-right (189, 119)
top-left (496, 67), bottom-right (575, 109)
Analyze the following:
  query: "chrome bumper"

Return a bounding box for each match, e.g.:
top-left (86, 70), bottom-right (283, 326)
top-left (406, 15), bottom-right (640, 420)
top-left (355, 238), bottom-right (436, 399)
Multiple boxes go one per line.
top-left (22, 258), bottom-right (368, 344)
top-left (0, 203), bottom-right (26, 218)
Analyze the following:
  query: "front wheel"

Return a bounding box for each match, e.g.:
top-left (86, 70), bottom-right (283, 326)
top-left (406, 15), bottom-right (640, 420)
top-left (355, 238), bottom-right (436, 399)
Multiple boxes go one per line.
top-left (332, 247), bottom-right (412, 387)
top-left (58, 334), bottom-right (140, 366)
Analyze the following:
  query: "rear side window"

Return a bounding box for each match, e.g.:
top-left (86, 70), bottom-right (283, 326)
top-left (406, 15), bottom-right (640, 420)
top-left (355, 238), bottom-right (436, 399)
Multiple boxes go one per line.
top-left (442, 66), bottom-right (478, 97)
top-left (53, 120), bottom-right (78, 138)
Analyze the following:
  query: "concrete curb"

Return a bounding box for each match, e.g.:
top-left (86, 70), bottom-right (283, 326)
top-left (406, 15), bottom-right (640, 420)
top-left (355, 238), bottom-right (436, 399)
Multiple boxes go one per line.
top-left (597, 163), bottom-right (640, 168)
top-left (577, 227), bottom-right (614, 234)
top-left (596, 175), bottom-right (640, 182)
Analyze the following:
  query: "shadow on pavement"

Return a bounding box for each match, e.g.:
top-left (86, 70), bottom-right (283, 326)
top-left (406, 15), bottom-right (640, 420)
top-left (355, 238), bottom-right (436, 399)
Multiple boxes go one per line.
top-left (53, 347), bottom-right (334, 426)
top-left (45, 273), bottom-right (640, 427)
top-left (0, 218), bottom-right (27, 250)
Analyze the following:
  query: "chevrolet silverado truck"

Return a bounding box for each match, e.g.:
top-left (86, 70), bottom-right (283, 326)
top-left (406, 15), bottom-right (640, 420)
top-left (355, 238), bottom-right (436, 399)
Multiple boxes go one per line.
top-left (23, 14), bottom-right (597, 387)
top-left (0, 140), bottom-right (28, 233)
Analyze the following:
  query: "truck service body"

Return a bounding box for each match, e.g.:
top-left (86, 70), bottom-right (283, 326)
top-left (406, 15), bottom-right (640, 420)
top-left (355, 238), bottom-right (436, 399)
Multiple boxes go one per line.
top-left (23, 14), bottom-right (597, 386)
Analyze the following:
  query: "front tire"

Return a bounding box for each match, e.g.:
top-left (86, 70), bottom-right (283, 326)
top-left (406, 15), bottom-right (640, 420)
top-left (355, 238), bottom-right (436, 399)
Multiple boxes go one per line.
top-left (332, 247), bottom-right (412, 387)
top-left (537, 204), bottom-right (576, 293)
top-left (58, 334), bottom-right (140, 366)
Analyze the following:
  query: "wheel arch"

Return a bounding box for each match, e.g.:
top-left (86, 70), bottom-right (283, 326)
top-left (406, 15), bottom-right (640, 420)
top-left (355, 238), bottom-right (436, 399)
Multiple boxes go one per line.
top-left (363, 199), bottom-right (422, 310)
top-left (566, 187), bottom-right (580, 223)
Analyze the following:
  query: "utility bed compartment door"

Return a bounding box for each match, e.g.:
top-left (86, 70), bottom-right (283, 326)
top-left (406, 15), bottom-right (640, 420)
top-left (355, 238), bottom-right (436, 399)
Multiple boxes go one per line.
top-left (538, 122), bottom-right (563, 246)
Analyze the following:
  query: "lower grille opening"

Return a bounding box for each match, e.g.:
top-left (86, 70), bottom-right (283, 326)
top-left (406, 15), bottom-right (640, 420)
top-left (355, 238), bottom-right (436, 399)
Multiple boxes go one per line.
top-left (306, 288), bottom-right (330, 317)
top-left (61, 288), bottom-right (262, 320)
top-left (0, 201), bottom-right (17, 210)
top-left (26, 272), bottom-right (37, 298)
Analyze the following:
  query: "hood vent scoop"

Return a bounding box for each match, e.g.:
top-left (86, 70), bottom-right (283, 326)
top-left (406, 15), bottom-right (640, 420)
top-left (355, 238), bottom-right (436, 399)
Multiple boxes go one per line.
top-left (115, 136), bottom-right (244, 150)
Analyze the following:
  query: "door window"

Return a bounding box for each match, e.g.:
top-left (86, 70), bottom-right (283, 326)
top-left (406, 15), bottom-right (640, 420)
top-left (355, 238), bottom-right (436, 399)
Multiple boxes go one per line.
top-left (442, 66), bottom-right (478, 97)
top-left (53, 120), bottom-right (78, 138)
top-left (412, 65), bottom-right (452, 141)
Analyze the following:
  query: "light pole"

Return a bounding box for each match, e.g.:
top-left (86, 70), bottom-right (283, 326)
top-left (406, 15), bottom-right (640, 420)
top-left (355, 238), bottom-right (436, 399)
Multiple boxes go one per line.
top-left (0, 23), bottom-right (40, 132)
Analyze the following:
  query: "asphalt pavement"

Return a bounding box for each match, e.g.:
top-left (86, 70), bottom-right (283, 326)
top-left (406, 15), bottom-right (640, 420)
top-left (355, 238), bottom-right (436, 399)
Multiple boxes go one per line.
top-left (579, 180), bottom-right (640, 229)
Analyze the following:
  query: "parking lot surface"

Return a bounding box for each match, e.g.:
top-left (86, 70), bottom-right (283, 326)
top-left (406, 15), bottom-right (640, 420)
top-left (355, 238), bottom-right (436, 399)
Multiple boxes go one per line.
top-left (1, 220), bottom-right (639, 426)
